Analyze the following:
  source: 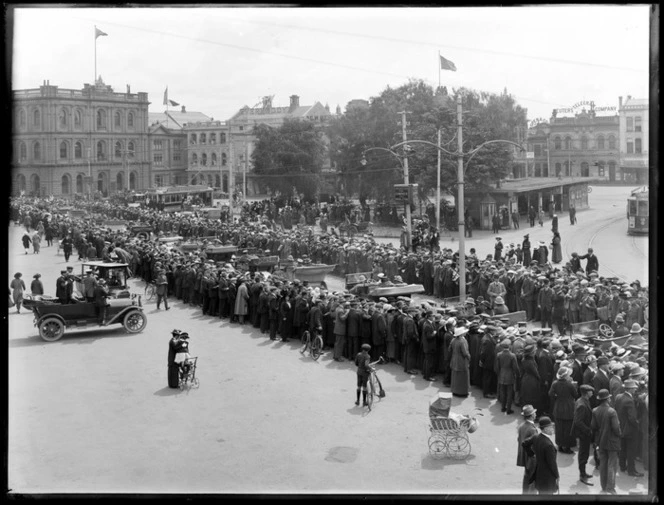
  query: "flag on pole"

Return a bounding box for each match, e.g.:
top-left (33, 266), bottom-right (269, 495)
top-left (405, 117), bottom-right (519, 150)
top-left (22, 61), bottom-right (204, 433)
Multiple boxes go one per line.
top-left (95, 27), bottom-right (108, 39)
top-left (439, 54), bottom-right (457, 72)
top-left (169, 99), bottom-right (180, 107)
top-left (163, 87), bottom-right (168, 106)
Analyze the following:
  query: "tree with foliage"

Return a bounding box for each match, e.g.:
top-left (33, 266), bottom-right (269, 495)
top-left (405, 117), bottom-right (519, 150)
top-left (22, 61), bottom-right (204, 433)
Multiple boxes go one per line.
top-left (251, 119), bottom-right (326, 200)
top-left (326, 79), bottom-right (527, 207)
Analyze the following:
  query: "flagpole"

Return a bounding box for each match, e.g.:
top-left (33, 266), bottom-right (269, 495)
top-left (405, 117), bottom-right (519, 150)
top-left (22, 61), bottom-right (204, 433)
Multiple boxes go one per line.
top-left (94, 26), bottom-right (97, 83)
top-left (438, 50), bottom-right (441, 90)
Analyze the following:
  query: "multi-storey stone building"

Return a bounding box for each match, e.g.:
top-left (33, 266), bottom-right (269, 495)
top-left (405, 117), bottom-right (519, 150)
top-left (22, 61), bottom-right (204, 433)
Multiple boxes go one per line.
top-left (618, 95), bottom-right (649, 184)
top-left (12, 78), bottom-right (150, 197)
top-left (227, 95), bottom-right (335, 196)
top-left (148, 105), bottom-right (211, 188)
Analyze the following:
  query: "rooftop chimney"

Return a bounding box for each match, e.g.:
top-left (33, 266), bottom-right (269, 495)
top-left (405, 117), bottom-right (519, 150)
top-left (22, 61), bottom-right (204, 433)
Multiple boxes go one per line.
top-left (181, 105), bottom-right (186, 113)
top-left (289, 94), bottom-right (300, 111)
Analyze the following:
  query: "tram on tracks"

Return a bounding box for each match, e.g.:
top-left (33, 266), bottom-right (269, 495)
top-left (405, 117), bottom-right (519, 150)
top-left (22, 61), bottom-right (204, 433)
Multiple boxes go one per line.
top-left (626, 186), bottom-right (649, 235)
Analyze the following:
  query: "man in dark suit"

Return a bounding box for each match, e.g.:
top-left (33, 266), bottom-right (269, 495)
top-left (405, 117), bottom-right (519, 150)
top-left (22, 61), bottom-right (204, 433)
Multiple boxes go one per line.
top-left (517, 405), bottom-right (539, 494)
top-left (523, 416), bottom-right (559, 494)
top-left (535, 338), bottom-right (555, 415)
top-left (590, 357), bottom-right (611, 409)
top-left (421, 311), bottom-right (436, 381)
top-left (479, 329), bottom-right (498, 398)
top-left (569, 343), bottom-right (587, 394)
top-left (579, 247), bottom-right (599, 275)
top-left (495, 339), bottom-right (520, 414)
top-left (573, 385), bottom-right (595, 485)
top-left (591, 389), bottom-right (622, 494)
top-left (93, 279), bottom-right (110, 325)
top-left (346, 301), bottom-right (362, 360)
top-left (615, 380), bottom-right (643, 477)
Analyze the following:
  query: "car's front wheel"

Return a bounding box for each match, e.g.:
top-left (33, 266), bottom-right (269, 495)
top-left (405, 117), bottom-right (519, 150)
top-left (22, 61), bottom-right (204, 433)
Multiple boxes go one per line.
top-left (123, 311), bottom-right (147, 333)
top-left (39, 317), bottom-right (65, 342)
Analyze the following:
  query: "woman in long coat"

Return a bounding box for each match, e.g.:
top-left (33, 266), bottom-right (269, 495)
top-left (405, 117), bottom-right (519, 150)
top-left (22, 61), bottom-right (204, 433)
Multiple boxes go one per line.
top-left (519, 345), bottom-right (542, 413)
top-left (449, 327), bottom-right (471, 397)
top-left (548, 366), bottom-right (578, 452)
top-left (10, 272), bottom-right (26, 314)
top-left (551, 232), bottom-right (562, 264)
top-left (21, 231), bottom-right (32, 254)
top-left (30, 273), bottom-right (44, 295)
top-left (234, 279), bottom-right (249, 324)
top-left (32, 231), bottom-right (42, 254)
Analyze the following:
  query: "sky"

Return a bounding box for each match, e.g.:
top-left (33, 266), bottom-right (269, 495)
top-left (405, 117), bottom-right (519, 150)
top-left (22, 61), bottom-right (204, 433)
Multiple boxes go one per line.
top-left (9, 5), bottom-right (652, 122)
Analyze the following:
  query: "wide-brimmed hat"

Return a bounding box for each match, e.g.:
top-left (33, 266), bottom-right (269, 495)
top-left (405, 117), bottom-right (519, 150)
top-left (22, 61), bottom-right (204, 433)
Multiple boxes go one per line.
top-left (494, 296), bottom-right (505, 305)
top-left (521, 405), bottom-right (537, 417)
top-left (630, 323), bottom-right (642, 334)
top-left (556, 367), bottom-right (572, 379)
top-left (623, 379), bottom-right (638, 389)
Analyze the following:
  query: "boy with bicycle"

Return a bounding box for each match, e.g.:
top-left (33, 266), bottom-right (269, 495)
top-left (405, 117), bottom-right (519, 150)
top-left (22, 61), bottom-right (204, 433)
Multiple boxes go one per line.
top-left (355, 343), bottom-right (372, 407)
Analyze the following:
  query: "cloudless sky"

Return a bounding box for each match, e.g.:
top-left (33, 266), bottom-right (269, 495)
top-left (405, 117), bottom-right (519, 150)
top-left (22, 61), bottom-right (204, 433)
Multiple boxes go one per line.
top-left (10, 5), bottom-right (651, 122)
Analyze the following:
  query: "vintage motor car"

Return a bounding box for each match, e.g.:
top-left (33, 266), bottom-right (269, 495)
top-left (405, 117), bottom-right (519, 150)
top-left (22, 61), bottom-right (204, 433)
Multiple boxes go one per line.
top-left (75, 262), bottom-right (133, 298)
top-left (32, 295), bottom-right (147, 342)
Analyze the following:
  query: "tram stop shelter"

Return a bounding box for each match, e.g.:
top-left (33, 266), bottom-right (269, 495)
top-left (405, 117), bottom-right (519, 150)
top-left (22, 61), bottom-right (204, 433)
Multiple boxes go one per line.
top-left (465, 176), bottom-right (598, 231)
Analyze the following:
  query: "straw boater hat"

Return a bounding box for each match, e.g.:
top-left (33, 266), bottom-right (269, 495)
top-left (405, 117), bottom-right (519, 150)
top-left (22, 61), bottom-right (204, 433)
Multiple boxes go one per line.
top-left (557, 367), bottom-right (572, 379)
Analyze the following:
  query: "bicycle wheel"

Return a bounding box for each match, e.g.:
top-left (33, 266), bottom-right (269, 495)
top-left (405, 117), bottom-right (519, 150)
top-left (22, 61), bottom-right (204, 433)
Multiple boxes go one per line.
top-left (311, 335), bottom-right (323, 361)
top-left (146, 283), bottom-right (156, 301)
top-left (300, 331), bottom-right (310, 354)
top-left (366, 376), bottom-right (375, 410)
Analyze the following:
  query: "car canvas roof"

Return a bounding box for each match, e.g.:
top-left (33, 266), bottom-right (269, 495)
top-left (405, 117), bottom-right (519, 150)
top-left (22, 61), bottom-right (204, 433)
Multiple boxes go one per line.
top-left (83, 261), bottom-right (130, 268)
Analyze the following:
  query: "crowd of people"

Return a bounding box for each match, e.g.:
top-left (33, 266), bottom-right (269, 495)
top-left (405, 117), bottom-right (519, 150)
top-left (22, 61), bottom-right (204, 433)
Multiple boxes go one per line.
top-left (10, 194), bottom-right (649, 494)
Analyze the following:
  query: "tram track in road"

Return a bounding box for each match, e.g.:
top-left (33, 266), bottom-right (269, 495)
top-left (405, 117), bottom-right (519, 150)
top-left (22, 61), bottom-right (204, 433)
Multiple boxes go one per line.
top-left (587, 215), bottom-right (647, 283)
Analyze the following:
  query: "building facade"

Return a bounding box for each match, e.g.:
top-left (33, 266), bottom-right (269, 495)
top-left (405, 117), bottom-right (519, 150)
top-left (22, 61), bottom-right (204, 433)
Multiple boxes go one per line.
top-left (12, 78), bottom-right (150, 197)
top-left (526, 101), bottom-right (647, 184)
top-left (228, 94), bottom-right (335, 196)
top-left (148, 106), bottom-right (212, 188)
top-left (182, 120), bottom-right (232, 191)
top-left (618, 96), bottom-right (648, 184)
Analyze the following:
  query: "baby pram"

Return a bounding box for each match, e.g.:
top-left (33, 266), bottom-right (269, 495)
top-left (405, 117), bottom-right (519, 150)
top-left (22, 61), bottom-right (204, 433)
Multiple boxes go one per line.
top-left (427, 393), bottom-right (482, 460)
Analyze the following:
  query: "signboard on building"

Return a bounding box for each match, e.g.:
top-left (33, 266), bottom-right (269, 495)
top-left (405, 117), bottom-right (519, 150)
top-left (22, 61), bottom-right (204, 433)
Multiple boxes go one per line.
top-left (554, 100), bottom-right (617, 117)
top-left (394, 183), bottom-right (417, 204)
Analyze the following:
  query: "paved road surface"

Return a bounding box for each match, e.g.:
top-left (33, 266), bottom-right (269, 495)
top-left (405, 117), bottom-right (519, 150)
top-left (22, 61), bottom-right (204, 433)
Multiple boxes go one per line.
top-left (7, 186), bottom-right (651, 495)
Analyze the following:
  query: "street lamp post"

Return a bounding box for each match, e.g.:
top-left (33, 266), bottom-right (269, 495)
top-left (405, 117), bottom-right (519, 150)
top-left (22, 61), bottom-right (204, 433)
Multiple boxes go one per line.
top-left (362, 105), bottom-right (524, 296)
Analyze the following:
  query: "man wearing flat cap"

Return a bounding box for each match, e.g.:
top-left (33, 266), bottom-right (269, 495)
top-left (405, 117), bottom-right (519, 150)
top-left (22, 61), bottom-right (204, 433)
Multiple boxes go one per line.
top-left (591, 389), bottom-right (621, 494)
top-left (495, 338), bottom-right (520, 414)
top-left (573, 384), bottom-right (595, 485)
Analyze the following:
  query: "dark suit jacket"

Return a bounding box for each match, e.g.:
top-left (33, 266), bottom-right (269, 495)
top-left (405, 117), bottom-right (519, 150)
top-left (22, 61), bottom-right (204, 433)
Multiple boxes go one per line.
top-left (591, 402), bottom-right (621, 451)
top-left (590, 369), bottom-right (610, 408)
top-left (517, 420), bottom-right (539, 467)
top-left (528, 433), bottom-right (559, 493)
top-left (494, 349), bottom-right (519, 385)
top-left (93, 285), bottom-right (109, 308)
top-left (573, 396), bottom-right (593, 438)
top-left (615, 392), bottom-right (639, 439)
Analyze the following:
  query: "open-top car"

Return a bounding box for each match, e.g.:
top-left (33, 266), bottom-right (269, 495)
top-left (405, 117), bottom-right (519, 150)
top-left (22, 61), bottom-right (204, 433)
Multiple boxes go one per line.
top-left (75, 262), bottom-right (133, 298)
top-left (32, 295), bottom-right (147, 342)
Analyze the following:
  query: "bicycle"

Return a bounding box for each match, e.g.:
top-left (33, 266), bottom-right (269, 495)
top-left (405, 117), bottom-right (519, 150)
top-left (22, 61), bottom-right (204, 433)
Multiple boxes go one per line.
top-left (300, 328), bottom-right (324, 361)
top-left (366, 356), bottom-right (386, 411)
top-left (144, 280), bottom-right (156, 302)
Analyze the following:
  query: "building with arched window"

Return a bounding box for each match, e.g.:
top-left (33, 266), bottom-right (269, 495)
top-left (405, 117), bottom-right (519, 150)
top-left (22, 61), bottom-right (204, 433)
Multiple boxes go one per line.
top-left (527, 103), bottom-right (620, 183)
top-left (12, 77), bottom-right (150, 197)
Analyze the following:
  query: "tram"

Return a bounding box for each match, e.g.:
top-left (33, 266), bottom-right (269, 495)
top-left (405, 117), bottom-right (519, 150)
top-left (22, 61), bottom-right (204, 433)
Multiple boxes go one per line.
top-left (145, 185), bottom-right (213, 212)
top-left (626, 186), bottom-right (649, 235)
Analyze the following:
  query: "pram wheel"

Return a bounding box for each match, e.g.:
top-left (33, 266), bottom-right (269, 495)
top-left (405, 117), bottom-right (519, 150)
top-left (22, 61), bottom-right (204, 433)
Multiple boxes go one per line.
top-left (428, 436), bottom-right (447, 460)
top-left (446, 434), bottom-right (471, 460)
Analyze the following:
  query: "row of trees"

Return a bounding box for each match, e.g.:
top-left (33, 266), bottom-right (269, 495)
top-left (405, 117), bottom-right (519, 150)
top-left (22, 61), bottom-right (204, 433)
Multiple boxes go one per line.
top-left (251, 79), bottom-right (527, 204)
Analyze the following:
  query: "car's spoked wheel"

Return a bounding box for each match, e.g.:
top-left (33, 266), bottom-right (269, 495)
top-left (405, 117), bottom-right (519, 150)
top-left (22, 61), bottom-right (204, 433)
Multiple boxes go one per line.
top-left (39, 317), bottom-right (65, 342)
top-left (124, 311), bottom-right (147, 333)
